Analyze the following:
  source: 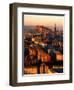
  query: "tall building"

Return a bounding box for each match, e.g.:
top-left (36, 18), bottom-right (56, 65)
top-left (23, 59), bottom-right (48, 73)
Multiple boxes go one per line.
top-left (54, 24), bottom-right (57, 36)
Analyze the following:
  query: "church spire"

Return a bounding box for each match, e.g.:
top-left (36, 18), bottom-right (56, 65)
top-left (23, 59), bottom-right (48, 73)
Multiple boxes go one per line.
top-left (54, 24), bottom-right (56, 35)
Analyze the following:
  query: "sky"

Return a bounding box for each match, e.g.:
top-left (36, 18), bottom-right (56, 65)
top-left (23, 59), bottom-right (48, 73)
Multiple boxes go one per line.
top-left (24, 14), bottom-right (64, 28)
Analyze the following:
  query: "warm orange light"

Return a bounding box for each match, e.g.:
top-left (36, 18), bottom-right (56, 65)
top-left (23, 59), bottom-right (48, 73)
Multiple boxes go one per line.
top-left (56, 53), bottom-right (63, 61)
top-left (24, 15), bottom-right (64, 27)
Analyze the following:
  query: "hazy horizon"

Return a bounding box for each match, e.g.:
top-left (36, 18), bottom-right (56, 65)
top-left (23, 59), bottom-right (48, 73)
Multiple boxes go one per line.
top-left (24, 25), bottom-right (63, 32)
top-left (24, 15), bottom-right (64, 29)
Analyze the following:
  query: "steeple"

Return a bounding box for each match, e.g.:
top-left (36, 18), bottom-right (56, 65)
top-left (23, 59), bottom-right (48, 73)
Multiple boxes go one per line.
top-left (54, 24), bottom-right (56, 35)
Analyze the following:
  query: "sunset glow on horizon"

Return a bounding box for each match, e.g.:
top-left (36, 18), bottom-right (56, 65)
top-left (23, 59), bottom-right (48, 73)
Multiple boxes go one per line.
top-left (24, 15), bottom-right (64, 28)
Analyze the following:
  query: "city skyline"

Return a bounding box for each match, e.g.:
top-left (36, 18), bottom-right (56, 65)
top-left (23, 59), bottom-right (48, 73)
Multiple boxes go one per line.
top-left (24, 14), bottom-right (63, 74)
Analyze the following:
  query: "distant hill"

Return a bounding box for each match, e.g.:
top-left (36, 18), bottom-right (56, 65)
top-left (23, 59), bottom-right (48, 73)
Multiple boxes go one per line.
top-left (24, 26), bottom-right (38, 33)
top-left (24, 25), bottom-right (63, 33)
